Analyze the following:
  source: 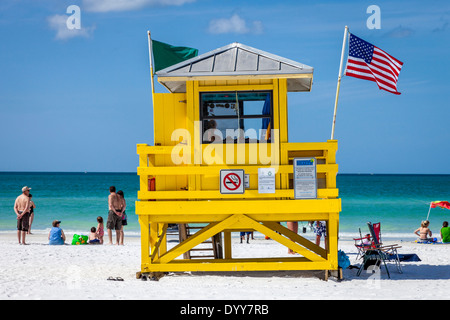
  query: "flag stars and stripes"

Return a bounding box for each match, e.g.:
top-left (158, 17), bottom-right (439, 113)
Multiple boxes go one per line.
top-left (345, 33), bottom-right (403, 95)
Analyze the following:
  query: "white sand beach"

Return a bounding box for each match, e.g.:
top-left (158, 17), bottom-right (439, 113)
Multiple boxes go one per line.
top-left (1, 231), bottom-right (449, 300)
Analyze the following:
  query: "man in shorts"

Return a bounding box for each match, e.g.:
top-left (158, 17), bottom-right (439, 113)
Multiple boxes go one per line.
top-left (14, 186), bottom-right (31, 245)
top-left (107, 186), bottom-right (123, 245)
top-left (314, 220), bottom-right (328, 251)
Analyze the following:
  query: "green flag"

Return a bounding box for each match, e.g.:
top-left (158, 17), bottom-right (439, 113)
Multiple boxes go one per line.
top-left (152, 40), bottom-right (198, 72)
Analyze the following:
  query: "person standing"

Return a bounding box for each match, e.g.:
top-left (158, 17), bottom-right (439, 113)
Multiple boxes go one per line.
top-left (287, 221), bottom-right (298, 254)
top-left (314, 221), bottom-right (328, 251)
top-left (96, 216), bottom-right (105, 244)
top-left (107, 186), bottom-right (122, 245)
top-left (14, 186), bottom-right (32, 245)
top-left (28, 194), bottom-right (36, 234)
top-left (117, 190), bottom-right (127, 245)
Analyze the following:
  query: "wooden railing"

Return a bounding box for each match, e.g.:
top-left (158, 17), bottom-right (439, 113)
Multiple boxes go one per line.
top-left (137, 140), bottom-right (338, 201)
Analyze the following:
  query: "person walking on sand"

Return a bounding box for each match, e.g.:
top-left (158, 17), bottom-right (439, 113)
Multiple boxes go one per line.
top-left (107, 186), bottom-right (122, 245)
top-left (117, 190), bottom-right (127, 245)
top-left (27, 193), bottom-right (36, 234)
top-left (14, 186), bottom-right (32, 245)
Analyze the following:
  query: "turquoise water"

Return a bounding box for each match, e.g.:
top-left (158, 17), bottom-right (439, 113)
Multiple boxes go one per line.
top-left (338, 174), bottom-right (450, 238)
top-left (0, 172), bottom-right (140, 234)
top-left (1, 172), bottom-right (449, 238)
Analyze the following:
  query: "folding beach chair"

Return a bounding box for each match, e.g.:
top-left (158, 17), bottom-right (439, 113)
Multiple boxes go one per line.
top-left (356, 222), bottom-right (403, 278)
top-left (369, 222), bottom-right (403, 274)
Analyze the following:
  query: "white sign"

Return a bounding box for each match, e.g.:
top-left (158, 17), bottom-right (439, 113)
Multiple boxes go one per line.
top-left (220, 169), bottom-right (245, 194)
top-left (258, 168), bottom-right (275, 194)
top-left (293, 158), bottom-right (317, 199)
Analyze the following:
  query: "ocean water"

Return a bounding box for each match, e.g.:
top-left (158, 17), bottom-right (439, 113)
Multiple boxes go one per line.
top-left (0, 172), bottom-right (140, 235)
top-left (1, 172), bottom-right (449, 239)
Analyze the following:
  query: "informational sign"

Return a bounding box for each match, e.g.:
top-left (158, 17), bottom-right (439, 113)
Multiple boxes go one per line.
top-left (258, 168), bottom-right (275, 194)
top-left (220, 169), bottom-right (245, 194)
top-left (293, 157), bottom-right (317, 199)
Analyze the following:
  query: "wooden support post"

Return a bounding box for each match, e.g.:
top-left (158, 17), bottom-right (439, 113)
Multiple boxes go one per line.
top-left (224, 231), bottom-right (232, 259)
top-left (139, 215), bottom-right (150, 272)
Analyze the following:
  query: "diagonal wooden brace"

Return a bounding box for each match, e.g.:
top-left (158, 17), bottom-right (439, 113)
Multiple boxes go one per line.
top-left (261, 221), bottom-right (327, 259)
top-left (156, 215), bottom-right (239, 264)
top-left (239, 215), bottom-right (326, 262)
top-left (150, 224), bottom-right (167, 262)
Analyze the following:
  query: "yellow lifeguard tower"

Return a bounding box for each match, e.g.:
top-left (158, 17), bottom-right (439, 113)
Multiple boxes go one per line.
top-left (136, 42), bottom-right (341, 279)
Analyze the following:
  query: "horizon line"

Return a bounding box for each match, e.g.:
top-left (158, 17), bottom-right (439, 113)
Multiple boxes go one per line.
top-left (0, 171), bottom-right (449, 176)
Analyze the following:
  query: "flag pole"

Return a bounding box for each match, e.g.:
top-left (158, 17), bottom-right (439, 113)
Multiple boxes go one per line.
top-left (331, 25), bottom-right (349, 140)
top-left (426, 203), bottom-right (432, 221)
top-left (147, 31), bottom-right (155, 104)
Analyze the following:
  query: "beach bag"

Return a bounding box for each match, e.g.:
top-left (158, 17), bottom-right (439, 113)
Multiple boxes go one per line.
top-left (338, 250), bottom-right (350, 269)
top-left (71, 234), bottom-right (88, 245)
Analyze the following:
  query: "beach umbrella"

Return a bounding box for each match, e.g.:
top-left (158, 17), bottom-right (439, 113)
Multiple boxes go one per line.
top-left (426, 201), bottom-right (450, 220)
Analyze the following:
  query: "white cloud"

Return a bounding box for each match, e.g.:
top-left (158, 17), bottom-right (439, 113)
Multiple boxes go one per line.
top-left (82, 0), bottom-right (195, 12)
top-left (47, 14), bottom-right (95, 40)
top-left (384, 25), bottom-right (414, 38)
top-left (208, 14), bottom-right (263, 34)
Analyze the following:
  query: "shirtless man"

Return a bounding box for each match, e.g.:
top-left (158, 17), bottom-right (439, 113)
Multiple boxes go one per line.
top-left (107, 186), bottom-right (123, 245)
top-left (14, 186), bottom-right (32, 245)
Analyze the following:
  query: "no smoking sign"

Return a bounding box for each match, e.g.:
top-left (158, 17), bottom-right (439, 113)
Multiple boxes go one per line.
top-left (220, 170), bottom-right (245, 194)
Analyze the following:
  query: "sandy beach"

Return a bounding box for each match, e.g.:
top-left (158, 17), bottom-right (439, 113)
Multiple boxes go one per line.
top-left (1, 231), bottom-right (449, 300)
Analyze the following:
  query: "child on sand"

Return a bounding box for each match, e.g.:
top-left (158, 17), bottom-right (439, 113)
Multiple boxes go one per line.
top-left (89, 227), bottom-right (100, 244)
top-left (96, 216), bottom-right (104, 244)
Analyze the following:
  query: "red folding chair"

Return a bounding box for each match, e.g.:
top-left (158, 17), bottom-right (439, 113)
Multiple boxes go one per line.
top-left (367, 222), bottom-right (403, 274)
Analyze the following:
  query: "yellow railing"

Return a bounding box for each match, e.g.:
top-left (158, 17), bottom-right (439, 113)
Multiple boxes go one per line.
top-left (136, 140), bottom-right (339, 201)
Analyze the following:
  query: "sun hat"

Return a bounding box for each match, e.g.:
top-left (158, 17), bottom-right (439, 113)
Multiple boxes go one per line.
top-left (52, 220), bottom-right (62, 227)
top-left (22, 186), bottom-right (31, 192)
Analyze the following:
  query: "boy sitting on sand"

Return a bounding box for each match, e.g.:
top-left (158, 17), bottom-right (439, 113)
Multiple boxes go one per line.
top-left (89, 227), bottom-right (100, 244)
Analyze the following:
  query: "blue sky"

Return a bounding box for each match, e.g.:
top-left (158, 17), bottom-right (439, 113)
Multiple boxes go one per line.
top-left (0, 0), bottom-right (449, 173)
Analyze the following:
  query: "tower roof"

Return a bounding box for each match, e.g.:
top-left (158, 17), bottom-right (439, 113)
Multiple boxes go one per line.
top-left (156, 42), bottom-right (314, 93)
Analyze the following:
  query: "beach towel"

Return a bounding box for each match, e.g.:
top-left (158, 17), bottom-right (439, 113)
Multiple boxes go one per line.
top-left (414, 238), bottom-right (440, 244)
top-left (338, 250), bottom-right (350, 269)
top-left (388, 254), bottom-right (421, 262)
top-left (72, 234), bottom-right (88, 245)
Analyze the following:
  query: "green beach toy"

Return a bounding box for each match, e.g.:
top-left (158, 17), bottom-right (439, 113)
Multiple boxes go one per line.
top-left (71, 234), bottom-right (89, 245)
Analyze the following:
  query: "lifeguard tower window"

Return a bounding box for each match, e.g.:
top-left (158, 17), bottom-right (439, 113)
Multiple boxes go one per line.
top-left (200, 91), bottom-right (273, 144)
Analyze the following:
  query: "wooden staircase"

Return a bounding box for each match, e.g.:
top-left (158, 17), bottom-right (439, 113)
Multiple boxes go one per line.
top-left (176, 224), bottom-right (223, 259)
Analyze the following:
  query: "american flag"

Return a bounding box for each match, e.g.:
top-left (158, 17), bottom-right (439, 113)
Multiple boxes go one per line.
top-left (345, 33), bottom-right (403, 95)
